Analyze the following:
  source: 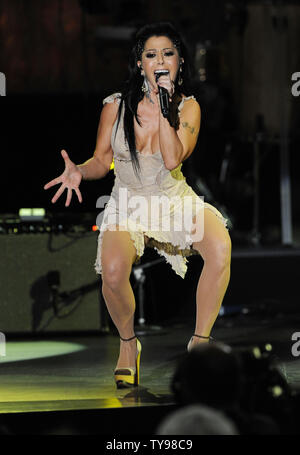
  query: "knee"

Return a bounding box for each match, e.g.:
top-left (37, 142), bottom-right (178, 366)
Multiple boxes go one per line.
top-left (213, 234), bottom-right (231, 271)
top-left (102, 258), bottom-right (130, 292)
top-left (200, 233), bottom-right (231, 272)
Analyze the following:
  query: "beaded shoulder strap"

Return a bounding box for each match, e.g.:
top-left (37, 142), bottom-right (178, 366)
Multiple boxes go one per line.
top-left (178, 95), bottom-right (197, 113)
top-left (103, 92), bottom-right (122, 105)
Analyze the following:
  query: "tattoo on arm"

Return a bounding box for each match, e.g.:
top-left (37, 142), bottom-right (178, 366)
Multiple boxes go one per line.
top-left (181, 121), bottom-right (197, 135)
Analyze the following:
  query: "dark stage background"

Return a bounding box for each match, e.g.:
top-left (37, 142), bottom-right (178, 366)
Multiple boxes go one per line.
top-left (1, 0), bottom-right (300, 333)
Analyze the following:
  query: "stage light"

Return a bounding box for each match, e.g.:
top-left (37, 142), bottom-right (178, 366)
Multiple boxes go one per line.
top-left (271, 386), bottom-right (283, 397)
top-left (0, 341), bottom-right (86, 363)
top-left (92, 225), bottom-right (98, 231)
top-left (252, 347), bottom-right (261, 359)
top-left (110, 159), bottom-right (114, 170)
top-left (19, 208), bottom-right (45, 221)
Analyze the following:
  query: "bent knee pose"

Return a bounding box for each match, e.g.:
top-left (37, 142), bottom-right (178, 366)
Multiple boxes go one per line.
top-left (188, 208), bottom-right (231, 350)
top-left (44, 22), bottom-right (231, 389)
top-left (101, 227), bottom-right (139, 372)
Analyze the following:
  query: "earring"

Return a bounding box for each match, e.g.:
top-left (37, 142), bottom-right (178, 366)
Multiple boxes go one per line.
top-left (139, 66), bottom-right (149, 93)
top-left (142, 76), bottom-right (149, 93)
top-left (178, 66), bottom-right (183, 86)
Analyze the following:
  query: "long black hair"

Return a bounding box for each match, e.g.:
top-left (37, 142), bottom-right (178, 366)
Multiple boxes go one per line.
top-left (114, 21), bottom-right (194, 180)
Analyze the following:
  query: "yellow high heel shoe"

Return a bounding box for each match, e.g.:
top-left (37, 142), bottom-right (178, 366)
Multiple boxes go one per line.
top-left (114, 335), bottom-right (142, 389)
top-left (187, 333), bottom-right (214, 352)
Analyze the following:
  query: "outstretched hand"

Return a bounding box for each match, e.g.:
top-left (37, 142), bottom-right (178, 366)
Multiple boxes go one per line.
top-left (44, 149), bottom-right (83, 207)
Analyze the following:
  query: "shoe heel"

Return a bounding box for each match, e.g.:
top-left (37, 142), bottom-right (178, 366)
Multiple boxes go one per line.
top-left (187, 333), bottom-right (214, 351)
top-left (114, 337), bottom-right (142, 388)
top-left (135, 338), bottom-right (142, 386)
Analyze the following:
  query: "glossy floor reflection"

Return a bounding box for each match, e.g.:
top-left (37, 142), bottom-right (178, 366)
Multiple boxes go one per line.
top-left (1, 309), bottom-right (300, 414)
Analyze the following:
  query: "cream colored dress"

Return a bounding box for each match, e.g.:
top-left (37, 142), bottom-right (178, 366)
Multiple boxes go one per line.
top-left (95, 92), bottom-right (228, 279)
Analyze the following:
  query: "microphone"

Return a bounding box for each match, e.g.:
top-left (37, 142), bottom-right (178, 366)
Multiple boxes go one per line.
top-left (155, 70), bottom-right (170, 118)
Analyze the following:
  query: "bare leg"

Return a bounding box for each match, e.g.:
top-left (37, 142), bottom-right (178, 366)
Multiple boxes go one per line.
top-left (101, 227), bottom-right (139, 369)
top-left (190, 208), bottom-right (231, 348)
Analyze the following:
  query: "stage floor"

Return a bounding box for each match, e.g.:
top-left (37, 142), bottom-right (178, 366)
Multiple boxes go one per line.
top-left (1, 310), bottom-right (300, 415)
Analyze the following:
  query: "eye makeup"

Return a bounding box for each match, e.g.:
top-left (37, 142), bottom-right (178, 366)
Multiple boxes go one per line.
top-left (143, 48), bottom-right (176, 59)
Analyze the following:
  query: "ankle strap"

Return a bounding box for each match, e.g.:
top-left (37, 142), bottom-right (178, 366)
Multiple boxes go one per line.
top-left (120, 335), bottom-right (136, 341)
top-left (193, 333), bottom-right (214, 341)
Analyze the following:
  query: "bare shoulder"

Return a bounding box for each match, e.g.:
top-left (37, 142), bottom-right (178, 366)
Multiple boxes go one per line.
top-left (93, 94), bottom-right (122, 164)
top-left (179, 95), bottom-right (201, 118)
top-left (178, 96), bottom-right (201, 137)
top-left (176, 95), bottom-right (201, 161)
top-left (103, 92), bottom-right (122, 105)
top-left (101, 93), bottom-right (122, 125)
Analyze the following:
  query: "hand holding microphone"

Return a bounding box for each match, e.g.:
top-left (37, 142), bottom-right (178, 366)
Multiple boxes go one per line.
top-left (155, 70), bottom-right (174, 118)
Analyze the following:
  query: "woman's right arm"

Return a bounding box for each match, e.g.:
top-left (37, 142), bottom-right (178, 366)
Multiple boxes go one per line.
top-left (44, 98), bottom-right (119, 207)
top-left (77, 99), bottom-right (119, 180)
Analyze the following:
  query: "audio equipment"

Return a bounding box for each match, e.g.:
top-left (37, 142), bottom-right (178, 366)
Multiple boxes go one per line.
top-left (0, 228), bottom-right (101, 334)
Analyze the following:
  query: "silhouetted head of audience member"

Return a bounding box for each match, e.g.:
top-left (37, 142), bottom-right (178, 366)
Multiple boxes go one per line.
top-left (155, 404), bottom-right (239, 435)
top-left (170, 341), bottom-right (286, 434)
top-left (171, 342), bottom-right (241, 411)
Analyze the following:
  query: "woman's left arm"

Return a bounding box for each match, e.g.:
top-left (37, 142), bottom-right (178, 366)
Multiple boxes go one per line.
top-left (158, 98), bottom-right (201, 170)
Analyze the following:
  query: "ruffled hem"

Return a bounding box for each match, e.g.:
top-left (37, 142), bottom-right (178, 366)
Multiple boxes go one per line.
top-left (94, 219), bottom-right (145, 275)
top-left (94, 223), bottom-right (196, 279)
top-left (151, 247), bottom-right (190, 278)
top-left (94, 203), bottom-right (228, 279)
top-left (146, 236), bottom-right (199, 257)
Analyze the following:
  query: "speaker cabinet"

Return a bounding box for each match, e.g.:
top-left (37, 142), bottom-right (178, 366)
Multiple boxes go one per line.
top-left (0, 231), bottom-right (102, 334)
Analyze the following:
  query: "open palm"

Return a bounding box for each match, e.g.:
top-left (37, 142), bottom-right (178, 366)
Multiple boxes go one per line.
top-left (44, 149), bottom-right (83, 207)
